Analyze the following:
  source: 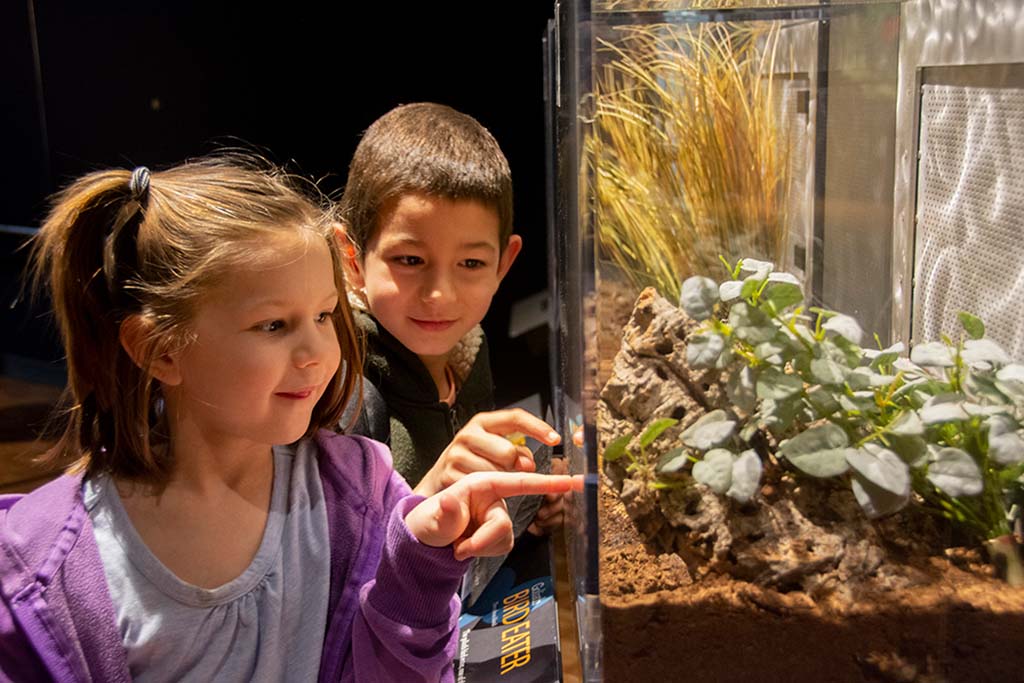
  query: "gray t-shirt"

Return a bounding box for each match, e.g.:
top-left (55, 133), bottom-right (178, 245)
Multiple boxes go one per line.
top-left (84, 441), bottom-right (330, 682)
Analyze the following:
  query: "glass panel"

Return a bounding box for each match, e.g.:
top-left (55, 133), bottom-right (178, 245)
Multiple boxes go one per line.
top-left (549, 1), bottom-right (1024, 681)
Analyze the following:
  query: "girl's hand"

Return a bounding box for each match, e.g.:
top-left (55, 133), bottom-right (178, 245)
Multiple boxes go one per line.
top-left (526, 457), bottom-right (569, 536)
top-left (414, 409), bottom-right (562, 497)
top-left (405, 472), bottom-right (582, 561)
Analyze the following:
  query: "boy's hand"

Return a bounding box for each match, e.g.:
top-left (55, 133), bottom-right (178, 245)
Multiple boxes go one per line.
top-left (414, 409), bottom-right (561, 497)
top-left (526, 457), bottom-right (569, 536)
top-left (405, 472), bottom-right (583, 561)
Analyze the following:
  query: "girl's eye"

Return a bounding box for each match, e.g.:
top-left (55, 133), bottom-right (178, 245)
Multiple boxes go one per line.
top-left (393, 255), bottom-right (424, 266)
top-left (259, 320), bottom-right (285, 333)
top-left (462, 259), bottom-right (487, 269)
top-left (316, 311), bottom-right (333, 324)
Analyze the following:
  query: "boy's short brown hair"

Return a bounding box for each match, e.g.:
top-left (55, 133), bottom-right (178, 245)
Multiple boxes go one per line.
top-left (338, 102), bottom-right (513, 252)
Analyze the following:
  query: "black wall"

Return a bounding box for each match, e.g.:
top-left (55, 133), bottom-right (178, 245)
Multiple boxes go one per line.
top-left (1, 2), bottom-right (554, 404)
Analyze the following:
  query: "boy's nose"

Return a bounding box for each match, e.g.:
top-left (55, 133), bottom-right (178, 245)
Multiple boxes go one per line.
top-left (421, 269), bottom-right (456, 305)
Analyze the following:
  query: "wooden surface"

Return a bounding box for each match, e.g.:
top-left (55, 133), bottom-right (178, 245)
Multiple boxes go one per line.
top-left (0, 375), bottom-right (64, 494)
top-left (554, 529), bottom-right (583, 683)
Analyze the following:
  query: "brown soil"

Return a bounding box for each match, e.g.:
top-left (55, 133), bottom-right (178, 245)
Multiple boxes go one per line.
top-left (600, 456), bottom-right (1024, 683)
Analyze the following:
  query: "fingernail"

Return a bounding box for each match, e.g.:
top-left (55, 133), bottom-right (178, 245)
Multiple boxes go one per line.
top-left (548, 431), bottom-right (560, 443)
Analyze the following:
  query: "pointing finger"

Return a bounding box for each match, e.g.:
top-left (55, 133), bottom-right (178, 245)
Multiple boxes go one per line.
top-left (462, 472), bottom-right (582, 499)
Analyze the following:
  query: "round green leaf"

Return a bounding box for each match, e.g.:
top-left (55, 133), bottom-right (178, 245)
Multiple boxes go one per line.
top-left (806, 386), bottom-right (841, 417)
top-left (839, 392), bottom-right (878, 415)
top-left (851, 472), bottom-right (911, 518)
top-left (822, 314), bottom-right (863, 345)
top-left (887, 434), bottom-right (929, 467)
top-left (727, 450), bottom-right (762, 504)
top-left (679, 276), bottom-right (720, 321)
top-left (719, 280), bottom-right (744, 302)
top-left (758, 397), bottom-right (806, 435)
top-left (656, 446), bottom-right (690, 474)
top-left (864, 342), bottom-right (906, 369)
top-left (997, 364), bottom-right (1024, 384)
top-left (990, 431), bottom-right (1024, 466)
top-left (756, 368), bottom-right (804, 401)
top-left (920, 401), bottom-right (968, 425)
top-left (727, 366), bottom-right (757, 413)
top-left (767, 271), bottom-right (801, 286)
top-left (755, 340), bottom-right (787, 364)
top-left (888, 410), bottom-right (924, 436)
top-left (962, 339), bottom-right (1011, 367)
top-left (996, 364), bottom-right (1024, 402)
top-left (740, 277), bottom-right (762, 301)
top-left (691, 448), bottom-right (734, 494)
top-left (910, 341), bottom-right (954, 368)
top-left (927, 448), bottom-right (983, 497)
top-left (729, 303), bottom-right (776, 345)
top-left (763, 281), bottom-right (803, 313)
top-left (738, 258), bottom-right (774, 276)
top-left (988, 415), bottom-right (1024, 465)
top-left (687, 333), bottom-right (725, 369)
top-left (680, 410), bottom-right (736, 450)
top-left (958, 311), bottom-right (985, 340)
top-left (845, 445), bottom-right (910, 497)
top-left (779, 423), bottom-right (851, 477)
top-left (810, 357), bottom-right (847, 386)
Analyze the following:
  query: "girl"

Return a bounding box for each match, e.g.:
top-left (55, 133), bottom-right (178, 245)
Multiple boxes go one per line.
top-left (0, 156), bottom-right (577, 682)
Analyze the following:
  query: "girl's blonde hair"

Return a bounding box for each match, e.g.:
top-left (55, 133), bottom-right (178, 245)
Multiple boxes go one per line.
top-left (31, 154), bottom-right (362, 484)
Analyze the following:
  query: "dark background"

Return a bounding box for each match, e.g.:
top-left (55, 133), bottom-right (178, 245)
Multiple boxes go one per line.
top-left (1, 1), bottom-right (555, 406)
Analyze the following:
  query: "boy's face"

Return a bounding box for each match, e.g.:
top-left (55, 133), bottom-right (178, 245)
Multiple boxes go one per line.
top-left (349, 193), bottom-right (521, 363)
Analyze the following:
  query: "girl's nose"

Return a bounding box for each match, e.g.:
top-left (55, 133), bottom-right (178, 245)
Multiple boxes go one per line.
top-left (293, 323), bottom-right (330, 368)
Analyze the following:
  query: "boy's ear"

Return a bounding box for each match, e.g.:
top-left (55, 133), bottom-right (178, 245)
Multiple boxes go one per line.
top-left (333, 223), bottom-right (365, 289)
top-left (119, 315), bottom-right (182, 387)
top-left (496, 234), bottom-right (523, 282)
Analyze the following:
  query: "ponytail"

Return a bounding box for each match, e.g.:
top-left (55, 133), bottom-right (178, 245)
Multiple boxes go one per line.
top-left (31, 168), bottom-right (172, 481)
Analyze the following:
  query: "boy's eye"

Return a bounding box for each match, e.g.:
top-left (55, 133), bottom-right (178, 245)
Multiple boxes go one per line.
top-left (461, 258), bottom-right (487, 269)
top-left (393, 255), bottom-right (424, 266)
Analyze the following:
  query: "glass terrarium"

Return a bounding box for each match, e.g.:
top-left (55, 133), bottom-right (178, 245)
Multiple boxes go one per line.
top-left (546, 1), bottom-right (1024, 681)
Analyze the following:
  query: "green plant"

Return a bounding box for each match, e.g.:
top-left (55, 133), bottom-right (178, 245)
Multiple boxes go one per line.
top-left (608, 257), bottom-right (1024, 579)
top-left (603, 417), bottom-right (679, 487)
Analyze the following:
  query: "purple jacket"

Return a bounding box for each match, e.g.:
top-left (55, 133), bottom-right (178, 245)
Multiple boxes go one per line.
top-left (0, 431), bottom-right (469, 682)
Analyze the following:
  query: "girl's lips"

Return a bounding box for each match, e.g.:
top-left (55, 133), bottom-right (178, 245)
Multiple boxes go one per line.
top-left (410, 318), bottom-right (456, 332)
top-left (275, 387), bottom-right (316, 400)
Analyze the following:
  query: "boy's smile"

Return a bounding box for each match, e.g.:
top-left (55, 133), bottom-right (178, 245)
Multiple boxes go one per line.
top-left (350, 192), bottom-right (520, 381)
top-left (410, 318), bottom-right (457, 332)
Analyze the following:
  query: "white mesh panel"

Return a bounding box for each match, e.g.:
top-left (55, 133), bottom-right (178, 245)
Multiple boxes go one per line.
top-left (913, 84), bottom-right (1024, 360)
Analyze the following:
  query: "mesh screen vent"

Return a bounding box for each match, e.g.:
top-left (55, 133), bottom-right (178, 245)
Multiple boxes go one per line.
top-left (913, 83), bottom-right (1024, 360)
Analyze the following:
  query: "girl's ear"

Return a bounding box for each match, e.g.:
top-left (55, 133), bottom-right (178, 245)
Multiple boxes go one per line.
top-left (496, 234), bottom-right (523, 282)
top-left (333, 223), bottom-right (365, 290)
top-left (119, 315), bottom-right (182, 386)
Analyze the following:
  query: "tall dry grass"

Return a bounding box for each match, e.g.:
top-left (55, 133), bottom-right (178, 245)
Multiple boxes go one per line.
top-left (588, 20), bottom-right (790, 301)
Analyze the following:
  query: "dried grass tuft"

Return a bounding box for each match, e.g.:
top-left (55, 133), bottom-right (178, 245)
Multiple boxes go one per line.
top-left (588, 20), bottom-right (791, 301)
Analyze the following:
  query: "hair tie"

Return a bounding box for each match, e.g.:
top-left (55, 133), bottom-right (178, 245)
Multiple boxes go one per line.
top-left (129, 166), bottom-right (151, 203)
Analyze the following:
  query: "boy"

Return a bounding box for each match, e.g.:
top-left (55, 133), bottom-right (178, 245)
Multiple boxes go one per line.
top-left (336, 103), bottom-right (565, 566)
